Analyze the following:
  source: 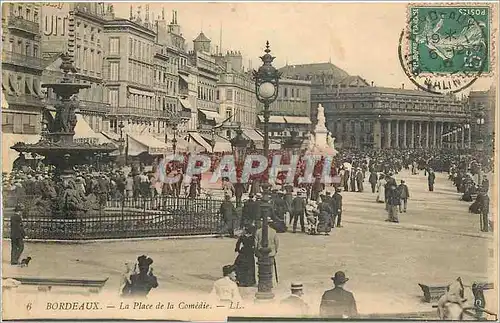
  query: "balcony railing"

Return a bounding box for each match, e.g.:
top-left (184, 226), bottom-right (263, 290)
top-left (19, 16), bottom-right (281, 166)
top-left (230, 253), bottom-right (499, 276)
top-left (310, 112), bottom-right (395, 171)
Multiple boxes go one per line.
top-left (110, 107), bottom-right (185, 119)
top-left (2, 51), bottom-right (45, 70)
top-left (5, 94), bottom-right (44, 107)
top-left (8, 16), bottom-right (39, 34)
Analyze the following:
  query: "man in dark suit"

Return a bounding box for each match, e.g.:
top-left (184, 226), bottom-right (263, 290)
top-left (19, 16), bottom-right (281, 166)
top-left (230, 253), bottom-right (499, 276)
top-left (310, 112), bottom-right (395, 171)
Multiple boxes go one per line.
top-left (10, 205), bottom-right (26, 265)
top-left (428, 168), bottom-right (436, 192)
top-left (320, 271), bottom-right (358, 318)
top-left (280, 282), bottom-right (309, 316)
top-left (397, 180), bottom-right (410, 213)
top-left (477, 190), bottom-right (490, 232)
top-left (332, 188), bottom-right (343, 228)
top-left (368, 171), bottom-right (378, 193)
top-left (220, 194), bottom-right (237, 238)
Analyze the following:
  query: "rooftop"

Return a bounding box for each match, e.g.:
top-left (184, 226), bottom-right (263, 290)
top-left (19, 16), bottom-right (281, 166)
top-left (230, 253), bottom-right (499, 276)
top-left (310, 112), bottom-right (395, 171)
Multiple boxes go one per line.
top-left (194, 32), bottom-right (211, 43)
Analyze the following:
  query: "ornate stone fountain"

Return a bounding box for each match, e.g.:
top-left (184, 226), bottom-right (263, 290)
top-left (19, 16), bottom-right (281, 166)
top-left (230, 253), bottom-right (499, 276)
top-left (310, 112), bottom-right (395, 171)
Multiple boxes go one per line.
top-left (11, 53), bottom-right (117, 178)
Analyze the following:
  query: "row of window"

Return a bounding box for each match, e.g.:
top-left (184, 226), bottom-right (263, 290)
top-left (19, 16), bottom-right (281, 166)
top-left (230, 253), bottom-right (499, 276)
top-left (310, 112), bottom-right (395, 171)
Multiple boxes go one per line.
top-left (127, 61), bottom-right (156, 87)
top-left (129, 37), bottom-right (153, 63)
top-left (331, 102), bottom-right (461, 111)
top-left (198, 85), bottom-right (216, 102)
top-left (110, 119), bottom-right (172, 135)
top-left (76, 22), bottom-right (102, 45)
top-left (74, 45), bottom-right (102, 74)
top-left (9, 3), bottom-right (39, 23)
top-left (3, 36), bottom-right (40, 58)
top-left (2, 112), bottom-right (39, 135)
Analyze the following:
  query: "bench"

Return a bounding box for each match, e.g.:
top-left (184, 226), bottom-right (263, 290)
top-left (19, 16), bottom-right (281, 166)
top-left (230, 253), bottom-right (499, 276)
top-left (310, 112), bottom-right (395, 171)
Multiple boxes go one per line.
top-left (7, 277), bottom-right (109, 294)
top-left (418, 283), bottom-right (448, 303)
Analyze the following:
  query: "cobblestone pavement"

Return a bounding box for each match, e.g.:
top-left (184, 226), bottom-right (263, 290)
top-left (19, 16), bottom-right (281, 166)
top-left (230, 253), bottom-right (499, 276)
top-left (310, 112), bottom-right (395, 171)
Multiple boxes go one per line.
top-left (2, 170), bottom-right (497, 318)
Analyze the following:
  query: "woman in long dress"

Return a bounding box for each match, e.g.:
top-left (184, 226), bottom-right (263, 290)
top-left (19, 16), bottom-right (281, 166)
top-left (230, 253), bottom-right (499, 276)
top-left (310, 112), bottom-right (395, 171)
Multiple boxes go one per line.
top-left (233, 227), bottom-right (256, 287)
top-left (376, 175), bottom-right (386, 203)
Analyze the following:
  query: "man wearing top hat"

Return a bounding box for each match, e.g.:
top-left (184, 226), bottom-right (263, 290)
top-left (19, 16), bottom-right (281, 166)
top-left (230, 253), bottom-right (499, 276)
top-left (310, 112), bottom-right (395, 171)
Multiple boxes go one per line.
top-left (280, 282), bottom-right (309, 316)
top-left (319, 271), bottom-right (358, 318)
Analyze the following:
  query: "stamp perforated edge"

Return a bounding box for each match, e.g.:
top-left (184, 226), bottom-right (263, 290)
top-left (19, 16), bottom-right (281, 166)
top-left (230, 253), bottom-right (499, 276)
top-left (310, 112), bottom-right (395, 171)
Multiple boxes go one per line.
top-left (403, 2), bottom-right (497, 78)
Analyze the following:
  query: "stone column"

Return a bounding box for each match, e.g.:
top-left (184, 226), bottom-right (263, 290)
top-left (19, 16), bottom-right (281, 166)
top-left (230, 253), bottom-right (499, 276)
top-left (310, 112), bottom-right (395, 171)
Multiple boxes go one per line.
top-left (410, 121), bottom-right (415, 148)
top-left (394, 120), bottom-right (400, 148)
top-left (438, 122), bottom-right (443, 148)
top-left (374, 119), bottom-right (382, 149)
top-left (418, 122), bottom-right (422, 148)
top-left (354, 121), bottom-right (361, 148)
top-left (425, 122), bottom-right (429, 148)
top-left (432, 121), bottom-right (437, 147)
top-left (385, 120), bottom-right (391, 148)
top-left (402, 120), bottom-right (407, 148)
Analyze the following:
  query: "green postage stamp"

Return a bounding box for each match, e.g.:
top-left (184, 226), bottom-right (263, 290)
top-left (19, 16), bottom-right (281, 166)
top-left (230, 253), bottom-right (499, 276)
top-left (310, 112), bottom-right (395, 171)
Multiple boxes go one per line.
top-left (406, 3), bottom-right (493, 75)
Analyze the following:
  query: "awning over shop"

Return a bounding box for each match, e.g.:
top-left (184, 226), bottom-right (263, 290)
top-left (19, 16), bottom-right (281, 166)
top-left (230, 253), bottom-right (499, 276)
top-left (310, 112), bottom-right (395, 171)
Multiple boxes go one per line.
top-left (73, 114), bottom-right (112, 145)
top-left (189, 132), bottom-right (212, 152)
top-left (127, 133), bottom-right (168, 155)
top-left (101, 131), bottom-right (121, 142)
top-left (203, 135), bottom-right (232, 152)
top-left (179, 74), bottom-right (190, 84)
top-left (2, 133), bottom-right (41, 173)
top-left (242, 128), bottom-right (263, 142)
top-left (199, 109), bottom-right (224, 123)
top-left (284, 116), bottom-right (312, 125)
top-left (179, 98), bottom-right (192, 111)
top-left (255, 140), bottom-right (281, 150)
top-left (258, 115), bottom-right (286, 124)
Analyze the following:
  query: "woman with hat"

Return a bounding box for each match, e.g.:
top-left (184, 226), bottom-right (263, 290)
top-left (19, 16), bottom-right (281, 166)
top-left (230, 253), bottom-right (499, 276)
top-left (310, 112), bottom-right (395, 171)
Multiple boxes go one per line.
top-left (233, 226), bottom-right (256, 287)
top-left (123, 255), bottom-right (158, 298)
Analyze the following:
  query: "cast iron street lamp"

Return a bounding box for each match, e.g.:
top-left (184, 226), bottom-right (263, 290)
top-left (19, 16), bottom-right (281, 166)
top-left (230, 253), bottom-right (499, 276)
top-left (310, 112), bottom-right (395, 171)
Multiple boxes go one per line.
top-left (252, 41), bottom-right (281, 301)
top-left (118, 120), bottom-right (125, 156)
top-left (230, 127), bottom-right (250, 207)
top-left (476, 107), bottom-right (485, 151)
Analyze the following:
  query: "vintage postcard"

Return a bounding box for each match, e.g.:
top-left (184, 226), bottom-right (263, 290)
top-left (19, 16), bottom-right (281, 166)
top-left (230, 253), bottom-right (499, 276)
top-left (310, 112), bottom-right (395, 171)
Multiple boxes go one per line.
top-left (1, 1), bottom-right (498, 321)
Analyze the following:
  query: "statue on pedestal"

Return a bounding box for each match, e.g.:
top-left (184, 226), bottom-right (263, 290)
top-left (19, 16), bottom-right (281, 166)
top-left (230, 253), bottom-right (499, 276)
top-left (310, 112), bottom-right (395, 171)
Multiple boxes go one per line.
top-left (308, 104), bottom-right (337, 156)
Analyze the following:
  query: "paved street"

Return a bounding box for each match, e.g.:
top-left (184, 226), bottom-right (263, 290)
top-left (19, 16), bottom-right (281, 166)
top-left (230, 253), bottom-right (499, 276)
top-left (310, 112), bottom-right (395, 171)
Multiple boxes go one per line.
top-left (2, 170), bottom-right (497, 319)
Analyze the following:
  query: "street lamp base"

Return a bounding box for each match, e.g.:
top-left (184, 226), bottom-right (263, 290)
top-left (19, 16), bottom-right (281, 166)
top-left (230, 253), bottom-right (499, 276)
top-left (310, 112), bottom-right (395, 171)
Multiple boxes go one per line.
top-left (254, 291), bottom-right (275, 302)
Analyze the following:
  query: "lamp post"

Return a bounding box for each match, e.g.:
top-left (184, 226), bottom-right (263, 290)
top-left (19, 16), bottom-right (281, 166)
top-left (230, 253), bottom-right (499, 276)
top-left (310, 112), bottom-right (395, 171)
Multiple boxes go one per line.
top-left (230, 127), bottom-right (250, 208)
top-left (118, 120), bottom-right (125, 155)
top-left (252, 41), bottom-right (281, 302)
top-left (210, 128), bottom-right (216, 153)
top-left (464, 123), bottom-right (470, 149)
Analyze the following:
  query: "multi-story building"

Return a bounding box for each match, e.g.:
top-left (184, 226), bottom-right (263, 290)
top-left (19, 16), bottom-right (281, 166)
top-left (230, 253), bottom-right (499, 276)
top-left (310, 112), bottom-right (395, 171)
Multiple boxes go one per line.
top-left (190, 33), bottom-right (221, 129)
top-left (280, 62), bottom-right (468, 149)
top-left (256, 77), bottom-right (313, 143)
top-left (214, 51), bottom-right (260, 144)
top-left (41, 2), bottom-right (110, 133)
top-left (468, 86), bottom-right (496, 148)
top-left (2, 2), bottom-right (45, 172)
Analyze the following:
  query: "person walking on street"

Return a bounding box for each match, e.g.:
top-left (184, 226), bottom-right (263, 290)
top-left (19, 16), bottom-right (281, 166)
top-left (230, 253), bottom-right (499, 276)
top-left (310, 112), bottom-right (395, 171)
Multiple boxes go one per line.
top-left (385, 183), bottom-right (400, 223)
top-left (10, 204), bottom-right (26, 265)
top-left (428, 168), bottom-right (436, 192)
top-left (280, 283), bottom-right (309, 316)
top-left (332, 188), bottom-right (343, 228)
top-left (477, 190), bottom-right (490, 232)
top-left (369, 171), bottom-right (378, 193)
top-left (291, 189), bottom-right (307, 233)
top-left (397, 180), bottom-right (410, 213)
top-left (220, 194), bottom-right (237, 238)
top-left (319, 271), bottom-right (358, 318)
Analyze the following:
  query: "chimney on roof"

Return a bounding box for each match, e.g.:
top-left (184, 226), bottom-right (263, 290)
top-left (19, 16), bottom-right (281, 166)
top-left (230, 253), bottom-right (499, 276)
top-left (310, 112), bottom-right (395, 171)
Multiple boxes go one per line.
top-left (402, 83), bottom-right (405, 89)
top-left (371, 81), bottom-right (374, 87)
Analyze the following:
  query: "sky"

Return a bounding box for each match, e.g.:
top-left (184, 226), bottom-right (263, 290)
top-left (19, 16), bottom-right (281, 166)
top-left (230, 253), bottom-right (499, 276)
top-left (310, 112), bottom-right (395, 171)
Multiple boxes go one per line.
top-left (112, 2), bottom-right (496, 92)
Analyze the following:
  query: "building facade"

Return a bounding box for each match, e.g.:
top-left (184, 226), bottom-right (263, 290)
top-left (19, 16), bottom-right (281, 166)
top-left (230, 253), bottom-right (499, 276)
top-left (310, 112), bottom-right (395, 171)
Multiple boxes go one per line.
top-left (2, 2), bottom-right (46, 171)
top-left (468, 86), bottom-right (496, 149)
top-left (41, 2), bottom-right (110, 133)
top-left (257, 78), bottom-right (313, 142)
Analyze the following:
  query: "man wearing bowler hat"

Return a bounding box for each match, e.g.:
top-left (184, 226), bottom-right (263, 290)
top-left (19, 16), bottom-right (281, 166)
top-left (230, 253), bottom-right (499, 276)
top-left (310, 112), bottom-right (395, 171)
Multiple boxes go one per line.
top-left (280, 282), bottom-right (309, 316)
top-left (319, 271), bottom-right (358, 318)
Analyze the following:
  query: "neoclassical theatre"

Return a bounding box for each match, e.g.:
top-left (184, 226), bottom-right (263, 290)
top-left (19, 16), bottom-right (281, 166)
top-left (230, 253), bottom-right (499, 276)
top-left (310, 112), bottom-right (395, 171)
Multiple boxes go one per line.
top-left (279, 63), bottom-right (470, 150)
